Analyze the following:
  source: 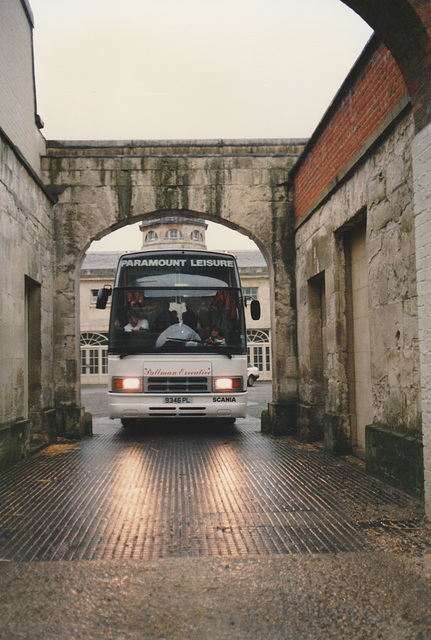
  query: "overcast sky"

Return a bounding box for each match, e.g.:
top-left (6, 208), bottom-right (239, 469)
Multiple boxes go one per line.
top-left (30, 0), bottom-right (373, 250)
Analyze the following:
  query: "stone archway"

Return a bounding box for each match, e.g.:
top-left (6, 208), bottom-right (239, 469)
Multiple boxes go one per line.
top-left (43, 140), bottom-right (305, 436)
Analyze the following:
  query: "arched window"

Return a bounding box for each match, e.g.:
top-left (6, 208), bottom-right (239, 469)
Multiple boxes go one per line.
top-left (80, 332), bottom-right (108, 346)
top-left (165, 229), bottom-right (183, 240)
top-left (145, 231), bottom-right (158, 243)
top-left (191, 230), bottom-right (203, 242)
top-left (247, 329), bottom-right (269, 343)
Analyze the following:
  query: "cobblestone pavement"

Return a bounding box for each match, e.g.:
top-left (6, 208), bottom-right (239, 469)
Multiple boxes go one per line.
top-left (0, 388), bottom-right (430, 639)
top-left (0, 389), bottom-right (426, 561)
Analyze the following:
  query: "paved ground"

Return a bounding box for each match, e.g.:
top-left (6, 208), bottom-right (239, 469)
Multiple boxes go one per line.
top-left (1, 417), bottom-right (368, 560)
top-left (0, 385), bottom-right (430, 638)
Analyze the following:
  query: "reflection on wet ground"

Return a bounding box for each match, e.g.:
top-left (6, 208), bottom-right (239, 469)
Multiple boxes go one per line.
top-left (0, 405), bottom-right (421, 561)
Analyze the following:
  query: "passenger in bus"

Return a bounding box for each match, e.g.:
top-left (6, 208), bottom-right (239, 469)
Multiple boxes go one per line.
top-left (127, 291), bottom-right (145, 307)
top-left (115, 291), bottom-right (146, 328)
top-left (198, 303), bottom-right (210, 327)
top-left (149, 299), bottom-right (171, 333)
top-left (182, 304), bottom-right (198, 331)
top-left (206, 326), bottom-right (225, 345)
top-left (169, 310), bottom-right (179, 324)
top-left (197, 303), bottom-right (210, 339)
top-left (124, 309), bottom-right (149, 332)
top-left (209, 295), bottom-right (234, 340)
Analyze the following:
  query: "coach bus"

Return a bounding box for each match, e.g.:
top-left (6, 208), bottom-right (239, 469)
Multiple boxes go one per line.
top-left (96, 249), bottom-right (260, 426)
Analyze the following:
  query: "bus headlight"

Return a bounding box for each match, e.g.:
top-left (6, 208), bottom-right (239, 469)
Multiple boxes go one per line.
top-left (112, 377), bottom-right (143, 392)
top-left (214, 377), bottom-right (242, 392)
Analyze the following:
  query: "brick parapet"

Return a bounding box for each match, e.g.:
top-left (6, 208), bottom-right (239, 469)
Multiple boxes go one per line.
top-left (293, 36), bottom-right (409, 222)
top-left (345, 0), bottom-right (431, 133)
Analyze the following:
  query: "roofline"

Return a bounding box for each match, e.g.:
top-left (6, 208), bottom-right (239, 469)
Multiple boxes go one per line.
top-left (21, 0), bottom-right (34, 27)
top-left (46, 138), bottom-right (309, 149)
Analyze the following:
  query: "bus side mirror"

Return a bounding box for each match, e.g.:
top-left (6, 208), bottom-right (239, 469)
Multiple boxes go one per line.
top-left (250, 299), bottom-right (261, 321)
top-left (96, 285), bottom-right (112, 309)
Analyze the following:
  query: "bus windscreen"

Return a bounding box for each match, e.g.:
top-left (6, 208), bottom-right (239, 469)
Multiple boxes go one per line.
top-left (109, 252), bottom-right (246, 356)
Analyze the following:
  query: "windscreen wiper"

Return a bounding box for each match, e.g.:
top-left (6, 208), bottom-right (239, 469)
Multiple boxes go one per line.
top-left (157, 338), bottom-right (233, 358)
top-left (156, 337), bottom-right (201, 349)
top-left (119, 351), bottom-right (131, 359)
top-left (205, 343), bottom-right (233, 359)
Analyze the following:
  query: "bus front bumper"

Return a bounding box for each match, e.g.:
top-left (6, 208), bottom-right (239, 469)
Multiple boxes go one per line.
top-left (108, 392), bottom-right (248, 419)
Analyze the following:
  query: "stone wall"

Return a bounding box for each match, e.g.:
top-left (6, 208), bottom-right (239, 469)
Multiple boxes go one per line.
top-left (0, 131), bottom-right (57, 466)
top-left (0, 0), bottom-right (92, 470)
top-left (294, 106), bottom-right (421, 492)
top-left (412, 121), bottom-right (431, 512)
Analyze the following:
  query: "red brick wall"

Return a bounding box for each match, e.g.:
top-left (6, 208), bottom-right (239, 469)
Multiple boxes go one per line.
top-left (344, 0), bottom-right (431, 133)
top-left (294, 40), bottom-right (408, 221)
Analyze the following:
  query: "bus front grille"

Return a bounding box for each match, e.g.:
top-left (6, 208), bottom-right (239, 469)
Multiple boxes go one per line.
top-left (146, 376), bottom-right (210, 393)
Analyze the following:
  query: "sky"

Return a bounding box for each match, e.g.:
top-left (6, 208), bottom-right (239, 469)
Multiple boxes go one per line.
top-left (30, 0), bottom-right (373, 251)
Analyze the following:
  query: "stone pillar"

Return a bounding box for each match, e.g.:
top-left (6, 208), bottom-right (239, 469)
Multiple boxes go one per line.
top-left (53, 199), bottom-right (92, 440)
top-left (412, 123), bottom-right (431, 517)
top-left (262, 180), bottom-right (299, 435)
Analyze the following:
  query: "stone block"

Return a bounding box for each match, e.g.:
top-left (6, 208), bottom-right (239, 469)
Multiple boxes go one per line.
top-left (56, 405), bottom-right (93, 440)
top-left (28, 408), bottom-right (57, 451)
top-left (0, 419), bottom-right (29, 471)
top-left (262, 402), bottom-right (297, 436)
top-left (297, 402), bottom-right (324, 442)
top-left (323, 412), bottom-right (352, 455)
top-left (386, 155), bottom-right (406, 194)
top-left (370, 199), bottom-right (394, 231)
top-left (367, 172), bottom-right (386, 206)
top-left (366, 423), bottom-right (424, 498)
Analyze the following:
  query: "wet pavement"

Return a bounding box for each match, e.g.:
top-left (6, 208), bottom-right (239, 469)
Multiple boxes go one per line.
top-left (0, 385), bottom-right (430, 638)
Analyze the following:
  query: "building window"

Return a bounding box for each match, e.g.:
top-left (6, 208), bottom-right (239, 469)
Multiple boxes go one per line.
top-left (244, 287), bottom-right (258, 302)
top-left (91, 289), bottom-right (99, 304)
top-left (247, 329), bottom-right (269, 343)
top-left (253, 346), bottom-right (264, 371)
top-left (191, 230), bottom-right (203, 242)
top-left (80, 333), bottom-right (109, 381)
top-left (246, 329), bottom-right (271, 376)
top-left (145, 231), bottom-right (158, 243)
top-left (165, 229), bottom-right (183, 240)
top-left (81, 332), bottom-right (109, 347)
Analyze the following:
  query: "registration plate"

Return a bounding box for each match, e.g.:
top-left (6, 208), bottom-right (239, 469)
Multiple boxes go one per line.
top-left (164, 397), bottom-right (193, 404)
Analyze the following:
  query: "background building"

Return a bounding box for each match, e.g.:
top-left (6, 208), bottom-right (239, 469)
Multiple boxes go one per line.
top-left (139, 216), bottom-right (207, 250)
top-left (80, 217), bottom-right (271, 385)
